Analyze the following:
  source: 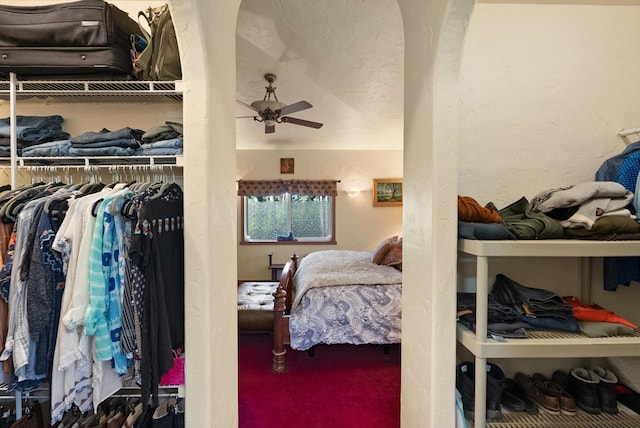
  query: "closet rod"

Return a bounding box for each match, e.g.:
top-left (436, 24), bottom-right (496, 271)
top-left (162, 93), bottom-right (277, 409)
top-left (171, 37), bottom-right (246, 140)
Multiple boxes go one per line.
top-left (9, 72), bottom-right (16, 190)
top-left (617, 127), bottom-right (640, 138)
top-left (18, 164), bottom-right (177, 170)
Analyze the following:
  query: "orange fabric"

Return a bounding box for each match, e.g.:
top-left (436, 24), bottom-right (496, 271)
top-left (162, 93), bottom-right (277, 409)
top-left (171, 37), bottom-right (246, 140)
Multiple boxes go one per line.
top-left (563, 296), bottom-right (638, 329)
top-left (458, 195), bottom-right (501, 223)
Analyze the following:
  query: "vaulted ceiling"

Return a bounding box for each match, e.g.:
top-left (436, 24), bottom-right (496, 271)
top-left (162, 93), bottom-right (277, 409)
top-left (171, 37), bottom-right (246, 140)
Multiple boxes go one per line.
top-left (235, 0), bottom-right (404, 150)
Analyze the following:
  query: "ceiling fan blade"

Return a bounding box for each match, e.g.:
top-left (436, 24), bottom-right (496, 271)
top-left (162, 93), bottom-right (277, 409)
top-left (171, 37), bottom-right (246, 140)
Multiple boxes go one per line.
top-left (265, 123), bottom-right (275, 134)
top-left (237, 99), bottom-right (258, 112)
top-left (277, 100), bottom-right (312, 117)
top-left (281, 116), bottom-right (323, 129)
top-left (236, 115), bottom-right (257, 119)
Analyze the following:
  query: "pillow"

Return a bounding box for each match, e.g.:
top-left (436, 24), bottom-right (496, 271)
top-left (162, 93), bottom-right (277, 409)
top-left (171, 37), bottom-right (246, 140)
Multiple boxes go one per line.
top-left (371, 236), bottom-right (397, 264)
top-left (380, 236), bottom-right (402, 266)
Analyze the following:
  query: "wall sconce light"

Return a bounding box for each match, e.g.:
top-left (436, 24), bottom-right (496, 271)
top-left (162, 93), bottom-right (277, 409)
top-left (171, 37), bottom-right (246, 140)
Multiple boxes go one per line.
top-left (346, 190), bottom-right (361, 198)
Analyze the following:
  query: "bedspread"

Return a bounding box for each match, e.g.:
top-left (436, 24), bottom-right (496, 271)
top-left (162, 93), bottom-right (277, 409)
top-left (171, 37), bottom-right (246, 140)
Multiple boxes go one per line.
top-left (291, 250), bottom-right (402, 310)
top-left (289, 250), bottom-right (402, 350)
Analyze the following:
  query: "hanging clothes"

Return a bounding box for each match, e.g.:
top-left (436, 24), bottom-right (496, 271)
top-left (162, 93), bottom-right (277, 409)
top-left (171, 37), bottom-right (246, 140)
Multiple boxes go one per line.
top-left (0, 178), bottom-right (184, 424)
top-left (595, 142), bottom-right (640, 290)
top-left (131, 183), bottom-right (184, 408)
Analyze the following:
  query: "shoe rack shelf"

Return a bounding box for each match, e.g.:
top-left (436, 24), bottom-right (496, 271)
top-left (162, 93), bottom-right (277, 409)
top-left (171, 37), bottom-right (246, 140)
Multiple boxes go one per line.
top-left (480, 403), bottom-right (640, 428)
top-left (457, 239), bottom-right (640, 427)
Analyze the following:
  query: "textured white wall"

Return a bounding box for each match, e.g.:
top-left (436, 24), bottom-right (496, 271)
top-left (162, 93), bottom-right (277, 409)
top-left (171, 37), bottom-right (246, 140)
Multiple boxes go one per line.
top-left (459, 2), bottom-right (640, 208)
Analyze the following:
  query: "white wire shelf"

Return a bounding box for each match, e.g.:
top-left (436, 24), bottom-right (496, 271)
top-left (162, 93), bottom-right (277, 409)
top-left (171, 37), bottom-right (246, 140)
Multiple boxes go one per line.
top-left (0, 79), bottom-right (183, 103)
top-left (0, 156), bottom-right (183, 167)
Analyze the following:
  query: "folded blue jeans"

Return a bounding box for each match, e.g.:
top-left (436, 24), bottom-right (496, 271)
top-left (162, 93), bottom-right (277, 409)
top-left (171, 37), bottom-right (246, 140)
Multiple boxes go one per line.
top-left (21, 140), bottom-right (71, 157)
top-left (492, 273), bottom-right (573, 318)
top-left (139, 136), bottom-right (183, 149)
top-left (70, 127), bottom-right (143, 144)
top-left (68, 146), bottom-right (135, 156)
top-left (134, 147), bottom-right (183, 156)
top-left (70, 138), bottom-right (140, 149)
top-left (0, 115), bottom-right (67, 142)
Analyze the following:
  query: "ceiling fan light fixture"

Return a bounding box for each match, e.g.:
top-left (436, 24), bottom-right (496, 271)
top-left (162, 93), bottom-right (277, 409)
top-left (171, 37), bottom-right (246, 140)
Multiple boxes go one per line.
top-left (238, 73), bottom-right (323, 134)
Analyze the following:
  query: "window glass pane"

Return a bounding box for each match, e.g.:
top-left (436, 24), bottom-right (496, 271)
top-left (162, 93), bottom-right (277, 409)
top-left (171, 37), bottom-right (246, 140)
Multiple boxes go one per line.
top-left (246, 195), bottom-right (287, 240)
top-left (291, 195), bottom-right (331, 239)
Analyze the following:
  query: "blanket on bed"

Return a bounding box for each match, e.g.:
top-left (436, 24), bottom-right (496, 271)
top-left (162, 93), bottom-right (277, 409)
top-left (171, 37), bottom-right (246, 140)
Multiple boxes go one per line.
top-left (291, 250), bottom-right (403, 310)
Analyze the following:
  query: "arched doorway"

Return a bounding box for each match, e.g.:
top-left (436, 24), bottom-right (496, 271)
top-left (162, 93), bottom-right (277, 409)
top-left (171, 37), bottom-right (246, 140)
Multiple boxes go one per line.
top-left (177, 0), bottom-right (476, 426)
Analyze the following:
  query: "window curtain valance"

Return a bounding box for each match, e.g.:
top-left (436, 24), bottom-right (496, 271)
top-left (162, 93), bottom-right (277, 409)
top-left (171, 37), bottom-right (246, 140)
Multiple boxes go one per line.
top-left (237, 179), bottom-right (338, 197)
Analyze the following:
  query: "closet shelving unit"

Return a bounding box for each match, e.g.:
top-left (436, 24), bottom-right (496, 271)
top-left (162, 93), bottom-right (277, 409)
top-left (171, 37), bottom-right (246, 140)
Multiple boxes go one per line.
top-left (458, 239), bottom-right (640, 428)
top-left (0, 73), bottom-right (184, 189)
top-left (0, 73), bottom-right (184, 417)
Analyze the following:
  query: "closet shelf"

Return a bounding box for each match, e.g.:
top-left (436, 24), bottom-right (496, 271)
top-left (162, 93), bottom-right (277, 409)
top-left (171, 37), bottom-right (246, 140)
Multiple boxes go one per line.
top-left (457, 325), bottom-right (640, 359)
top-left (458, 238), bottom-right (640, 427)
top-left (459, 238), bottom-right (640, 257)
top-left (486, 402), bottom-right (640, 428)
top-left (1, 155), bottom-right (184, 167)
top-left (0, 79), bottom-right (183, 103)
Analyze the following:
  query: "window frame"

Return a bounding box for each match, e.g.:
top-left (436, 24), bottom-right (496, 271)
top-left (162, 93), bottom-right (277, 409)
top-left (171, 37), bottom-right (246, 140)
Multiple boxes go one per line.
top-left (239, 193), bottom-right (337, 245)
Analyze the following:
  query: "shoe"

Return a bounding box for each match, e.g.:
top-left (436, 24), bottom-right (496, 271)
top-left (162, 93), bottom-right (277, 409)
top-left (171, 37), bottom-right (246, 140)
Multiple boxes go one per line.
top-left (457, 362), bottom-right (476, 420)
top-left (564, 368), bottom-right (601, 414)
top-left (533, 373), bottom-right (576, 416)
top-left (514, 372), bottom-right (560, 415)
top-left (502, 378), bottom-right (539, 414)
top-left (486, 363), bottom-right (507, 420)
top-left (588, 367), bottom-right (619, 414)
top-left (456, 361), bottom-right (506, 420)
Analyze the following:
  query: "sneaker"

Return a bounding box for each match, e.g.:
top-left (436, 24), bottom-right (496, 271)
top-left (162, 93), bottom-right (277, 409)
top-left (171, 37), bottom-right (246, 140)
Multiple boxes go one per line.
top-left (588, 367), bottom-right (619, 414)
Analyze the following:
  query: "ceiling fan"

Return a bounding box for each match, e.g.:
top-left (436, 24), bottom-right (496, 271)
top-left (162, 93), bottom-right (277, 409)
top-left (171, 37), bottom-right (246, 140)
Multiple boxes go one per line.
top-left (237, 73), bottom-right (323, 134)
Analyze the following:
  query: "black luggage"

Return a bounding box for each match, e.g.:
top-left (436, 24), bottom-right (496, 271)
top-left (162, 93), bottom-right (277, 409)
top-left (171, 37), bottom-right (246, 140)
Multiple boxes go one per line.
top-left (0, 0), bottom-right (140, 50)
top-left (0, 0), bottom-right (142, 79)
top-left (0, 46), bottom-right (133, 78)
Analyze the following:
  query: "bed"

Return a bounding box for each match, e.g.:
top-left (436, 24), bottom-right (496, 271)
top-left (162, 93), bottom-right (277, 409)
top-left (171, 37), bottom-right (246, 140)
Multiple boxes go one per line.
top-left (272, 238), bottom-right (403, 372)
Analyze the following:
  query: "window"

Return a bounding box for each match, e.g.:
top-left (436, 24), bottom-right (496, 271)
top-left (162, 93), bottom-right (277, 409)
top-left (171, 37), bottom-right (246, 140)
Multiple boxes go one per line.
top-left (238, 180), bottom-right (337, 244)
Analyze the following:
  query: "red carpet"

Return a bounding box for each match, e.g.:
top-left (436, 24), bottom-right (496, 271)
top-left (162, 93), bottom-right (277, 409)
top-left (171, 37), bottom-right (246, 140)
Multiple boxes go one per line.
top-left (238, 333), bottom-right (401, 428)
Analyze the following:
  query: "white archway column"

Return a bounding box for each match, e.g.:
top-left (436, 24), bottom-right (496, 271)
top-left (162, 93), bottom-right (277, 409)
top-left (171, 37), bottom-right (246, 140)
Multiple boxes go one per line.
top-left (176, 0), bottom-right (242, 426)
top-left (399, 0), bottom-right (475, 426)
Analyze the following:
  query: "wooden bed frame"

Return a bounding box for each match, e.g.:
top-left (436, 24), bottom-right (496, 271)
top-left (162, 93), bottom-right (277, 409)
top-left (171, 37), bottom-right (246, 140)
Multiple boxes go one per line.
top-left (272, 253), bottom-right (299, 372)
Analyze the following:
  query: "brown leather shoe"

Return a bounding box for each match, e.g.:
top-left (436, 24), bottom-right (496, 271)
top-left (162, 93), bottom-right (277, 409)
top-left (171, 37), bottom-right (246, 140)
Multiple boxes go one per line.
top-left (532, 373), bottom-right (577, 416)
top-left (515, 372), bottom-right (560, 415)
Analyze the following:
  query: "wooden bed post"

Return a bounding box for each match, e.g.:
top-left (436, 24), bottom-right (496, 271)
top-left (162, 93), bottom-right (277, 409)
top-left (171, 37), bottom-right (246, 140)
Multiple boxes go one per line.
top-left (272, 253), bottom-right (298, 372)
top-left (272, 285), bottom-right (287, 372)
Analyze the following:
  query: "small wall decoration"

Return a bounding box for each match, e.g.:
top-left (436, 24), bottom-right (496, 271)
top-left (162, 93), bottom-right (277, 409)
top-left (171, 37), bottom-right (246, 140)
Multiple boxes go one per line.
top-left (373, 178), bottom-right (403, 207)
top-left (280, 158), bottom-right (295, 174)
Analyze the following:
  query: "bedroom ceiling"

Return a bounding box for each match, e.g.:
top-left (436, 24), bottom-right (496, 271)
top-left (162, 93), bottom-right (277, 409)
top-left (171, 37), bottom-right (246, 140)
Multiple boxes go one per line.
top-left (235, 0), bottom-right (404, 151)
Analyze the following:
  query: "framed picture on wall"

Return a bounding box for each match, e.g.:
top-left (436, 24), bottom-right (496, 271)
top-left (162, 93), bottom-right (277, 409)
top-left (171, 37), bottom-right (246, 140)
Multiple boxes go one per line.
top-left (280, 158), bottom-right (295, 174)
top-left (373, 178), bottom-right (403, 207)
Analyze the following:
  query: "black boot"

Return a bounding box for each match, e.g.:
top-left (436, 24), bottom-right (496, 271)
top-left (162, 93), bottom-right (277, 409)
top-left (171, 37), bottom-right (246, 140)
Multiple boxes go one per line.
top-left (456, 361), bottom-right (506, 420)
top-left (567, 368), bottom-right (601, 414)
top-left (589, 367), bottom-right (619, 414)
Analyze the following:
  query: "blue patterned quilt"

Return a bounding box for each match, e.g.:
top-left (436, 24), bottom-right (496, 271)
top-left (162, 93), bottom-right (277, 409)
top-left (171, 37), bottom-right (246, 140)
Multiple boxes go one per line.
top-left (289, 250), bottom-right (402, 350)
